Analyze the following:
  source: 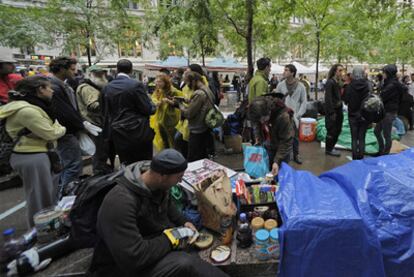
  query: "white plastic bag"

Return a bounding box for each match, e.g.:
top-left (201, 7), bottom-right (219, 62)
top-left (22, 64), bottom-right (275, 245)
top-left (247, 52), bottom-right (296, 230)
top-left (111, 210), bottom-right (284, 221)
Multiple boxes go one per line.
top-left (79, 132), bottom-right (96, 156)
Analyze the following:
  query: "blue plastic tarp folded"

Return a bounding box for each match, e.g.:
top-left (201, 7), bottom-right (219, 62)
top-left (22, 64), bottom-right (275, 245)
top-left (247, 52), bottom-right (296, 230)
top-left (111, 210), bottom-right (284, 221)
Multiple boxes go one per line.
top-left (277, 148), bottom-right (414, 277)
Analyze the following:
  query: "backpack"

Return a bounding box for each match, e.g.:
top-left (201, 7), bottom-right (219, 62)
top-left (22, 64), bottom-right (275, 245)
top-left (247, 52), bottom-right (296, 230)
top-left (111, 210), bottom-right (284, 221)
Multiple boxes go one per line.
top-left (0, 119), bottom-right (29, 165)
top-left (69, 171), bottom-right (122, 249)
top-left (201, 89), bottom-right (224, 129)
top-left (360, 94), bottom-right (385, 123)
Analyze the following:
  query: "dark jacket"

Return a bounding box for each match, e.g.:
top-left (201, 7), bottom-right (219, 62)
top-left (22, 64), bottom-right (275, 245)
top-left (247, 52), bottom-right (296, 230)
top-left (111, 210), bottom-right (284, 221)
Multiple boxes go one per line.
top-left (90, 161), bottom-right (187, 277)
top-left (344, 79), bottom-right (370, 117)
top-left (398, 85), bottom-right (414, 119)
top-left (251, 96), bottom-right (294, 165)
top-left (324, 78), bottom-right (343, 114)
top-left (380, 78), bottom-right (403, 113)
top-left (180, 85), bottom-right (214, 134)
top-left (50, 76), bottom-right (85, 134)
top-left (102, 75), bottom-right (155, 138)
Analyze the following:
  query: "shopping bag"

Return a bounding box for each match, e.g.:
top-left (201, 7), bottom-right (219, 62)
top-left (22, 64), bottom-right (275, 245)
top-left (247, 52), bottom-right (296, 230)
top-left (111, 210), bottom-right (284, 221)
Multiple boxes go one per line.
top-left (243, 145), bottom-right (269, 178)
top-left (79, 132), bottom-right (96, 156)
top-left (194, 170), bottom-right (236, 232)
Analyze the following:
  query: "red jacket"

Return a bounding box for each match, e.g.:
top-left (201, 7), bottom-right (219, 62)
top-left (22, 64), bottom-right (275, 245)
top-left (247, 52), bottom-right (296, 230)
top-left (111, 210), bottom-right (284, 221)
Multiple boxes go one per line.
top-left (0, 74), bottom-right (23, 104)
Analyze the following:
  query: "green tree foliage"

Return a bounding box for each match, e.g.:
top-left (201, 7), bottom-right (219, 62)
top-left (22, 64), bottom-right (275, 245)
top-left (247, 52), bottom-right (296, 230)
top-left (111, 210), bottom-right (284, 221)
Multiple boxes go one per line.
top-left (44, 0), bottom-right (143, 65)
top-left (0, 4), bottom-right (53, 54)
top-left (143, 0), bottom-right (219, 65)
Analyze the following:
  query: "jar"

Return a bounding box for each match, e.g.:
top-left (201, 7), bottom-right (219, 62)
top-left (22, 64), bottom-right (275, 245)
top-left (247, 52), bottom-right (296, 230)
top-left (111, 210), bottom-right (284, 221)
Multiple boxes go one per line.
top-left (268, 228), bottom-right (280, 259)
top-left (255, 229), bottom-right (270, 261)
top-left (251, 217), bottom-right (264, 233)
top-left (264, 219), bottom-right (278, 231)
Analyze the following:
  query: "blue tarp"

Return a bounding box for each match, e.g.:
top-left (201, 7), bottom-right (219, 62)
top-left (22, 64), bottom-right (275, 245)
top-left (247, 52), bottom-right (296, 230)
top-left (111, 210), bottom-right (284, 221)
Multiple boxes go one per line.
top-left (277, 148), bottom-right (414, 277)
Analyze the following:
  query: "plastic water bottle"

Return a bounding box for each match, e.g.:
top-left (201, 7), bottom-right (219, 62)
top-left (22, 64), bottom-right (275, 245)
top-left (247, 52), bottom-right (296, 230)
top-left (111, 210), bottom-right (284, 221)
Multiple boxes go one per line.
top-left (239, 213), bottom-right (248, 228)
top-left (237, 213), bottom-right (253, 248)
top-left (0, 228), bottom-right (22, 272)
top-left (19, 228), bottom-right (37, 250)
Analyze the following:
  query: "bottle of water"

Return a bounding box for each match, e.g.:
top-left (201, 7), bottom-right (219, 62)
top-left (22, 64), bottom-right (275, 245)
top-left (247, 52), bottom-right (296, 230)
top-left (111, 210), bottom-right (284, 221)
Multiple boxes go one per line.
top-left (0, 228), bottom-right (22, 272)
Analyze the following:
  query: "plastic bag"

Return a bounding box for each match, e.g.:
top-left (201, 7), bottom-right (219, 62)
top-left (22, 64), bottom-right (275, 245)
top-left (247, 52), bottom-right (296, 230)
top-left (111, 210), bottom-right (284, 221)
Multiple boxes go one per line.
top-left (79, 132), bottom-right (96, 156)
top-left (243, 145), bottom-right (269, 178)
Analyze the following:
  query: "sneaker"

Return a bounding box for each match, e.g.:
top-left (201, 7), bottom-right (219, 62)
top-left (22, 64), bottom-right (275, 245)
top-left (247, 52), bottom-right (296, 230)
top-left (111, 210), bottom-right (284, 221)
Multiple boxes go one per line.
top-left (293, 155), bottom-right (303, 164)
top-left (325, 149), bottom-right (341, 157)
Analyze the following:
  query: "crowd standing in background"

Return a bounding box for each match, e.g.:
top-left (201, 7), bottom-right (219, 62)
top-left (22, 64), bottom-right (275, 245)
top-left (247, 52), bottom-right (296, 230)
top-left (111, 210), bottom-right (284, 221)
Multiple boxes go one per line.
top-left (0, 55), bottom-right (413, 275)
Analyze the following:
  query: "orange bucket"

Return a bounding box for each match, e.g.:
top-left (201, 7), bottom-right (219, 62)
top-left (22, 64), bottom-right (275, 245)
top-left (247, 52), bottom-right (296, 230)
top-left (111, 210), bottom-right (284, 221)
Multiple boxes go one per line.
top-left (299, 118), bottom-right (317, 142)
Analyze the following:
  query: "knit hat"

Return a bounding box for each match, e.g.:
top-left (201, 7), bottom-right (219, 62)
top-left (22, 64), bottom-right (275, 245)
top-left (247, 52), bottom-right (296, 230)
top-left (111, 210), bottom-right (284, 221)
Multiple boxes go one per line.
top-left (352, 66), bottom-right (365, 80)
top-left (88, 65), bottom-right (105, 73)
top-left (150, 149), bottom-right (188, 175)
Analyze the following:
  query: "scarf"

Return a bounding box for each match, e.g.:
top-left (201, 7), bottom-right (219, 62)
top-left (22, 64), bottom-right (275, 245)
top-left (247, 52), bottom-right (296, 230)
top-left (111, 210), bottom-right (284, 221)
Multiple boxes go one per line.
top-left (285, 78), bottom-right (299, 96)
top-left (11, 92), bottom-right (56, 121)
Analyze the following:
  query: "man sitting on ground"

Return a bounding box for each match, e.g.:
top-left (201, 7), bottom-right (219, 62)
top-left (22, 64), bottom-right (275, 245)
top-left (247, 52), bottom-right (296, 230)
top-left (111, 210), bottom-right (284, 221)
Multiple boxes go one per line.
top-left (90, 149), bottom-right (228, 277)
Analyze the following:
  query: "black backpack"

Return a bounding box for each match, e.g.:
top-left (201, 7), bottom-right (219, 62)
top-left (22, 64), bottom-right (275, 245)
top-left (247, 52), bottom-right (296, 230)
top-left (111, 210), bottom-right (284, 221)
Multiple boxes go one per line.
top-left (360, 94), bottom-right (385, 123)
top-left (69, 171), bottom-right (122, 249)
top-left (0, 119), bottom-right (29, 165)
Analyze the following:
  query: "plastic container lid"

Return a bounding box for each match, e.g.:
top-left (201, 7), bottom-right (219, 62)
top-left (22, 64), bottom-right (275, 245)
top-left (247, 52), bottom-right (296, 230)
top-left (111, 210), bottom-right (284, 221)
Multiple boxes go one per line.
top-left (251, 217), bottom-right (265, 230)
top-left (3, 228), bottom-right (15, 236)
top-left (264, 219), bottom-right (278, 230)
top-left (270, 228), bottom-right (279, 240)
top-left (255, 229), bottom-right (270, 241)
top-left (240, 213), bottom-right (247, 222)
top-left (301, 117), bottom-right (316, 123)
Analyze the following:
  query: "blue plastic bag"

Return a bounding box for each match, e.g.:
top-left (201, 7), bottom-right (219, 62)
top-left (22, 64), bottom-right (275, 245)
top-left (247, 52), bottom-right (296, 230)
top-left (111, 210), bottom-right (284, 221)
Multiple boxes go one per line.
top-left (243, 145), bottom-right (269, 178)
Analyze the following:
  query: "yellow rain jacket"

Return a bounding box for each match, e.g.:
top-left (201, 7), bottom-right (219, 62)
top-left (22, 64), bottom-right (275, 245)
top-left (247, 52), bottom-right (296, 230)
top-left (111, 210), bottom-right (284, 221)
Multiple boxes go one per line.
top-left (150, 86), bottom-right (183, 151)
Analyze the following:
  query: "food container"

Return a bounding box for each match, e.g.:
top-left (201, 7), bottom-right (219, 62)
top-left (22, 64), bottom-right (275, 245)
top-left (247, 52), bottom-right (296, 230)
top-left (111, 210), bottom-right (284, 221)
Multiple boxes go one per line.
top-left (268, 228), bottom-right (280, 258)
top-left (264, 219), bottom-right (278, 231)
top-left (33, 207), bottom-right (63, 244)
top-left (255, 229), bottom-right (270, 261)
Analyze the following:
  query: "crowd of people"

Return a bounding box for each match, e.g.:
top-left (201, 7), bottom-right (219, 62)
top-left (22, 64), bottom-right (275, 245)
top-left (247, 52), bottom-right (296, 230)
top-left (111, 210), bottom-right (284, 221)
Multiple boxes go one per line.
top-left (0, 55), bottom-right (413, 276)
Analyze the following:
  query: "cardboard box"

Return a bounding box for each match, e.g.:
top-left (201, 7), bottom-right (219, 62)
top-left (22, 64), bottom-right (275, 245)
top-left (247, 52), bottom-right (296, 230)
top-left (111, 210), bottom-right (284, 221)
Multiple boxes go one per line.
top-left (224, 135), bottom-right (243, 153)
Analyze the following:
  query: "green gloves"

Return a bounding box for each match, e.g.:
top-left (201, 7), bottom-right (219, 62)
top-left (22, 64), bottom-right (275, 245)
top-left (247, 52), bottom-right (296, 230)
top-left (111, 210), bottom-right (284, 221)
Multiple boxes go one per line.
top-left (163, 227), bottom-right (199, 249)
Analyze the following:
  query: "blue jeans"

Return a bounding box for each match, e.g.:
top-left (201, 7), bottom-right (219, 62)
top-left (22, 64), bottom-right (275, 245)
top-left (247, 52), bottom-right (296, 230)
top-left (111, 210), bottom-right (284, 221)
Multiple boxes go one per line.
top-left (57, 134), bottom-right (82, 192)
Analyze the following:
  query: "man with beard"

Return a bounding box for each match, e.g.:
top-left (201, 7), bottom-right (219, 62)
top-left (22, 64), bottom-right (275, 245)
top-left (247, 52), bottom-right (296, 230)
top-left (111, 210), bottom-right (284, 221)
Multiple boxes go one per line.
top-left (76, 65), bottom-right (111, 175)
top-left (50, 57), bottom-right (91, 195)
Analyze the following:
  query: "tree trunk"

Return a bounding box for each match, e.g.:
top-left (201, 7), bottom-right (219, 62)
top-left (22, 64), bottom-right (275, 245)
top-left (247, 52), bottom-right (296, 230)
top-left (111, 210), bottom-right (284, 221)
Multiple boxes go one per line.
top-left (315, 31), bottom-right (321, 100)
top-left (200, 37), bottom-right (206, 66)
top-left (245, 0), bottom-right (254, 82)
top-left (86, 0), bottom-right (92, 66)
top-left (86, 33), bottom-right (92, 66)
top-left (402, 63), bottom-right (405, 76)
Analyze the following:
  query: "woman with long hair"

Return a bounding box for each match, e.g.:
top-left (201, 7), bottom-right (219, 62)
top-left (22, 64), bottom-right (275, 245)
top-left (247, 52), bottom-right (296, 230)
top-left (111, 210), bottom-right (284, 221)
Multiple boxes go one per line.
top-left (151, 74), bottom-right (182, 150)
top-left (174, 64), bottom-right (209, 157)
top-left (176, 72), bottom-right (215, 162)
top-left (0, 76), bottom-right (66, 227)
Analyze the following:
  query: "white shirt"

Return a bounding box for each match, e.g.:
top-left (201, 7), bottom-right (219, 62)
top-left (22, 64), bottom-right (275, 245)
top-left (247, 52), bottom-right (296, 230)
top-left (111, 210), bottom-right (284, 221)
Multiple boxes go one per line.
top-left (117, 73), bottom-right (130, 79)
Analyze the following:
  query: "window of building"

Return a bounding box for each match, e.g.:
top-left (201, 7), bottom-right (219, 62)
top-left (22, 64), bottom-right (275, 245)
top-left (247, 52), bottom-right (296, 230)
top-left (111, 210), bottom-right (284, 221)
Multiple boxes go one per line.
top-left (118, 37), bottom-right (142, 58)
